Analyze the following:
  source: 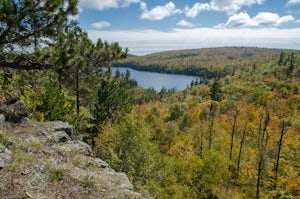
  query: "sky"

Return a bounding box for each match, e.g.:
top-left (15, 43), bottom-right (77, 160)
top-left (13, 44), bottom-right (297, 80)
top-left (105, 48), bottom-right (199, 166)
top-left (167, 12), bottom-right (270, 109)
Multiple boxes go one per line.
top-left (76, 0), bottom-right (300, 55)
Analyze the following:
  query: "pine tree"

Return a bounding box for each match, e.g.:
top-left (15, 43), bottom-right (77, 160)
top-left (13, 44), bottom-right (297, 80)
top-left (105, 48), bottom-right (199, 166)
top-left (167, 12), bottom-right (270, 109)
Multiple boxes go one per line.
top-left (0, 0), bottom-right (78, 70)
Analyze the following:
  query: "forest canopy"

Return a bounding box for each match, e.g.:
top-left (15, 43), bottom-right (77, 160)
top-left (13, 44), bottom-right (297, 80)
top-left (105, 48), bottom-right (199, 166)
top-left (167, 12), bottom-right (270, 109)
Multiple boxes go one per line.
top-left (1, 1), bottom-right (300, 199)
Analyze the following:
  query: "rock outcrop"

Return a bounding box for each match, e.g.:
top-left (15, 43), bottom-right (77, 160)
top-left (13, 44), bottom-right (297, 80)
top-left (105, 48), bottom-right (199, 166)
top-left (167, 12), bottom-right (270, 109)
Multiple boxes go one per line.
top-left (0, 120), bottom-right (142, 198)
top-left (0, 144), bottom-right (11, 169)
top-left (0, 97), bottom-right (30, 123)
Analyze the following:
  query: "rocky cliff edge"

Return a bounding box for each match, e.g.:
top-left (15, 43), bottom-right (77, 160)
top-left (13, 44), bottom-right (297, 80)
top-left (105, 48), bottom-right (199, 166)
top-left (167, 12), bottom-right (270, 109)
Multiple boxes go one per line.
top-left (0, 119), bottom-right (142, 199)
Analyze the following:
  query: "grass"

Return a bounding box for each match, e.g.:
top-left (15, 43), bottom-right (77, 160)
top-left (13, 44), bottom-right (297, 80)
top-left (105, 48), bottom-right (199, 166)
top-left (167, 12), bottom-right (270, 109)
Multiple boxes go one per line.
top-left (72, 156), bottom-right (99, 171)
top-left (0, 130), bottom-right (15, 149)
top-left (77, 174), bottom-right (97, 189)
top-left (72, 156), bottom-right (86, 168)
top-left (19, 141), bottom-right (42, 152)
top-left (8, 150), bottom-right (27, 172)
top-left (49, 167), bottom-right (68, 182)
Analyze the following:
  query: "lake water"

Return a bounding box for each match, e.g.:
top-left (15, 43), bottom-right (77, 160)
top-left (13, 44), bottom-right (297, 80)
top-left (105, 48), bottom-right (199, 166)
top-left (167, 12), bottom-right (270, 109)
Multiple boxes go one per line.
top-left (111, 67), bottom-right (198, 91)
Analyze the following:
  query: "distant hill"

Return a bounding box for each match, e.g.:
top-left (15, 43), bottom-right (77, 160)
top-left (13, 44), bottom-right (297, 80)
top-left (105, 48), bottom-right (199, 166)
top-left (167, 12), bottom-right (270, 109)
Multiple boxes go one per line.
top-left (114, 47), bottom-right (298, 78)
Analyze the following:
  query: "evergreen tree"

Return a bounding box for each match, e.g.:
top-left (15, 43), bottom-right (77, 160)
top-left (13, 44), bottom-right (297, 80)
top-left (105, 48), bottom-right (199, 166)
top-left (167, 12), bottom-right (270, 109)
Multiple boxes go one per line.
top-left (93, 75), bottom-right (133, 125)
top-left (278, 51), bottom-right (285, 66)
top-left (0, 0), bottom-right (78, 70)
top-left (287, 52), bottom-right (295, 78)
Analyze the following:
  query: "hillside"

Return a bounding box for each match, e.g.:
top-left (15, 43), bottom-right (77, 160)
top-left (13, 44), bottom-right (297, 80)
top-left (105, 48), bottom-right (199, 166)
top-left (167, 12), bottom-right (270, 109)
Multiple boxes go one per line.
top-left (1, 46), bottom-right (300, 199)
top-left (104, 47), bottom-right (300, 198)
top-left (3, 1), bottom-right (299, 198)
top-left (114, 47), bottom-right (297, 78)
top-left (0, 120), bottom-right (142, 199)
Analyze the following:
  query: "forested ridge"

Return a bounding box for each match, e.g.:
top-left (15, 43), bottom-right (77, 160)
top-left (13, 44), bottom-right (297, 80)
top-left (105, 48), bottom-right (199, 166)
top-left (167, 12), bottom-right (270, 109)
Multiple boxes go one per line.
top-left (1, 1), bottom-right (300, 198)
top-left (109, 48), bottom-right (300, 199)
top-left (113, 47), bottom-right (294, 79)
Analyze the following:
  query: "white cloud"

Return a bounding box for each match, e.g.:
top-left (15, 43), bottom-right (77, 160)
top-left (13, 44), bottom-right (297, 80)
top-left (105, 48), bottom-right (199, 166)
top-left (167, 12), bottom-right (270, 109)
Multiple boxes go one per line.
top-left (140, 1), bottom-right (181, 21)
top-left (252, 12), bottom-right (281, 26)
top-left (185, 3), bottom-right (210, 18)
top-left (218, 12), bottom-right (295, 28)
top-left (223, 12), bottom-right (252, 27)
top-left (177, 20), bottom-right (195, 27)
top-left (211, 0), bottom-right (264, 8)
top-left (296, 19), bottom-right (300, 23)
top-left (90, 21), bottom-right (111, 29)
top-left (276, 15), bottom-right (295, 26)
top-left (286, 0), bottom-right (300, 6)
top-left (140, 1), bottom-right (147, 10)
top-left (79, 0), bottom-right (118, 10)
top-left (185, 0), bottom-right (265, 17)
top-left (87, 28), bottom-right (300, 55)
top-left (210, 0), bottom-right (239, 13)
top-left (79, 0), bottom-right (139, 10)
top-left (122, 0), bottom-right (140, 7)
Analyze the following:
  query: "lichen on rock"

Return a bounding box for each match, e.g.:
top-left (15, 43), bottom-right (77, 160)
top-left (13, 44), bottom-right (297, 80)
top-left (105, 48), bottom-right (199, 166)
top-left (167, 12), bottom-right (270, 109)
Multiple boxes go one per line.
top-left (0, 120), bottom-right (142, 198)
top-left (0, 144), bottom-right (11, 169)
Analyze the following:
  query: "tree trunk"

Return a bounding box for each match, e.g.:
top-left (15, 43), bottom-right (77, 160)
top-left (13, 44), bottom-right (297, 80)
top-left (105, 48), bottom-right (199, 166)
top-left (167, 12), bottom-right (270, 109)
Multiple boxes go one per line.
top-left (237, 121), bottom-right (247, 177)
top-left (256, 110), bottom-right (270, 199)
top-left (199, 120), bottom-right (204, 158)
top-left (274, 121), bottom-right (286, 189)
top-left (57, 70), bottom-right (63, 90)
top-left (229, 110), bottom-right (239, 161)
top-left (76, 66), bottom-right (80, 116)
top-left (200, 128), bottom-right (203, 158)
top-left (208, 102), bottom-right (216, 150)
top-left (256, 153), bottom-right (263, 199)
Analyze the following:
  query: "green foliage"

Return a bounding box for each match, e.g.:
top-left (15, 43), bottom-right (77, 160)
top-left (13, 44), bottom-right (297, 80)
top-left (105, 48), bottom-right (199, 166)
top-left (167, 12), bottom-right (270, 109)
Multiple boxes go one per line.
top-left (23, 82), bottom-right (74, 122)
top-left (93, 49), bottom-right (300, 198)
top-left (0, 70), bottom-right (19, 99)
top-left (168, 103), bottom-right (188, 121)
top-left (114, 47), bottom-right (285, 78)
top-left (49, 167), bottom-right (68, 182)
top-left (93, 75), bottom-right (133, 125)
top-left (209, 78), bottom-right (223, 101)
top-left (0, 0), bottom-right (78, 70)
top-left (2, 21), bottom-right (300, 199)
top-left (0, 130), bottom-right (15, 149)
top-left (247, 87), bottom-right (270, 106)
top-left (275, 191), bottom-right (290, 199)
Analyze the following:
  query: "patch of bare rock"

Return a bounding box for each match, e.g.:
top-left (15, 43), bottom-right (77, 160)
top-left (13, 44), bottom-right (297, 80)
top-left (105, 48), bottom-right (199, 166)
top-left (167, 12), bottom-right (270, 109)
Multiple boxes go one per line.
top-left (0, 120), bottom-right (142, 199)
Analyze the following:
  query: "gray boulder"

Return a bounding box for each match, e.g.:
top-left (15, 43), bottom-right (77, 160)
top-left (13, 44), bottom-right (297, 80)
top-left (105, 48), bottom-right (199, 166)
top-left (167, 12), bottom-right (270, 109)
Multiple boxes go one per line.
top-left (27, 163), bottom-right (49, 187)
top-left (0, 99), bottom-right (29, 123)
top-left (94, 158), bottom-right (111, 169)
top-left (0, 114), bottom-right (4, 124)
top-left (0, 120), bottom-right (143, 198)
top-left (44, 121), bottom-right (75, 140)
top-left (51, 131), bottom-right (72, 143)
top-left (55, 141), bottom-right (92, 156)
top-left (0, 158), bottom-right (4, 169)
top-left (0, 144), bottom-right (11, 169)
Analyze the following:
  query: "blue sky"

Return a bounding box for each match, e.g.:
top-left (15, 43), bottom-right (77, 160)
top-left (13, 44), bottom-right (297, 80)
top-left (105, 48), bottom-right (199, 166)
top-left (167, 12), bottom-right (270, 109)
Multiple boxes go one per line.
top-left (76, 0), bottom-right (300, 55)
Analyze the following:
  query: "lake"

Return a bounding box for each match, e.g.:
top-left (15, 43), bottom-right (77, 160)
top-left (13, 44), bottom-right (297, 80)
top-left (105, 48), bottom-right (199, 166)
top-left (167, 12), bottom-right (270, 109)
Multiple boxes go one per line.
top-left (111, 67), bottom-right (198, 91)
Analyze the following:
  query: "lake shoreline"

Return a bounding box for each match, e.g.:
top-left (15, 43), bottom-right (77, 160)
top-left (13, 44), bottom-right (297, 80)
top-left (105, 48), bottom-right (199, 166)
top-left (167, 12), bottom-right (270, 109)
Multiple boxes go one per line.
top-left (112, 63), bottom-right (204, 77)
top-left (110, 66), bottom-right (199, 91)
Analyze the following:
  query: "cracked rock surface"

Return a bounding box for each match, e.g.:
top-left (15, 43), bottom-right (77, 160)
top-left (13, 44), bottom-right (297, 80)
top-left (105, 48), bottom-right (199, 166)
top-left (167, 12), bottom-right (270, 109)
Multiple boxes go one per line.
top-left (0, 121), bottom-right (142, 199)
